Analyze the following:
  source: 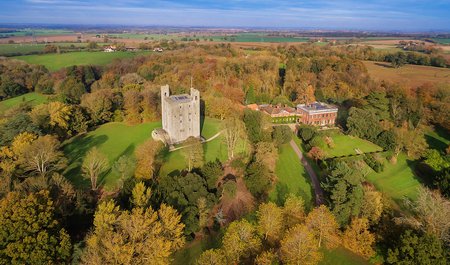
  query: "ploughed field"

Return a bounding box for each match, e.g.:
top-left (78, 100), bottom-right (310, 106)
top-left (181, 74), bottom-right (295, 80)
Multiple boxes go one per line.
top-left (363, 61), bottom-right (450, 88)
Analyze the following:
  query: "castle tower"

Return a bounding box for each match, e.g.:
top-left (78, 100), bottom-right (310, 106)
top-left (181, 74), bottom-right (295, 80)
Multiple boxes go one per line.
top-left (160, 85), bottom-right (200, 144)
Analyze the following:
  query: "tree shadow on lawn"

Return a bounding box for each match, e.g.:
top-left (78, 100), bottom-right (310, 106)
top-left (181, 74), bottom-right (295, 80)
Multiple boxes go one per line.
top-left (272, 171), bottom-right (314, 211)
top-left (63, 134), bottom-right (108, 188)
top-left (425, 133), bottom-right (448, 152)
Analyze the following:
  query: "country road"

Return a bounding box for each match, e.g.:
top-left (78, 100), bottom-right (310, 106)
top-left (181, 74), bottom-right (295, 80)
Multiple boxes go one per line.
top-left (289, 139), bottom-right (325, 206)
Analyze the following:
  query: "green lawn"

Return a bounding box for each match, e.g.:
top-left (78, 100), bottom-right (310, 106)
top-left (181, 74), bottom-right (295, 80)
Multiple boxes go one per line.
top-left (424, 126), bottom-right (450, 152)
top-left (322, 133), bottom-right (383, 158)
top-left (63, 118), bottom-right (238, 188)
top-left (320, 247), bottom-right (369, 265)
top-left (201, 117), bottom-right (221, 139)
top-left (0, 92), bottom-right (49, 113)
top-left (159, 117), bottom-right (249, 176)
top-left (16, 51), bottom-right (150, 71)
top-left (270, 142), bottom-right (314, 209)
top-left (366, 153), bottom-right (421, 204)
top-left (63, 121), bottom-right (161, 189)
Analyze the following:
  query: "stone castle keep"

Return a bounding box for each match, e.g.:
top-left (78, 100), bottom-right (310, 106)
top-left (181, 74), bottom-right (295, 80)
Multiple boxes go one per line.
top-left (159, 85), bottom-right (200, 144)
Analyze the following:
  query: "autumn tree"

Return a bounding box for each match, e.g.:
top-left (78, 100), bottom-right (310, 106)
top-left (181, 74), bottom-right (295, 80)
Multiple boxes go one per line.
top-left (401, 187), bottom-right (450, 244)
top-left (80, 89), bottom-right (115, 124)
top-left (257, 202), bottom-right (284, 244)
top-left (0, 190), bottom-right (71, 264)
top-left (280, 224), bottom-right (322, 265)
top-left (222, 116), bottom-right (245, 159)
top-left (254, 141), bottom-right (278, 173)
top-left (305, 205), bottom-right (340, 249)
top-left (360, 186), bottom-right (383, 225)
top-left (182, 136), bottom-right (204, 172)
top-left (222, 220), bottom-right (261, 264)
top-left (18, 135), bottom-right (66, 177)
top-left (342, 218), bottom-right (375, 259)
top-left (197, 249), bottom-right (227, 265)
top-left (134, 139), bottom-right (163, 179)
top-left (308, 146), bottom-right (326, 161)
top-left (283, 194), bottom-right (306, 228)
top-left (197, 197), bottom-right (209, 234)
top-left (81, 182), bottom-right (185, 265)
top-left (255, 250), bottom-right (279, 265)
top-left (82, 147), bottom-right (109, 190)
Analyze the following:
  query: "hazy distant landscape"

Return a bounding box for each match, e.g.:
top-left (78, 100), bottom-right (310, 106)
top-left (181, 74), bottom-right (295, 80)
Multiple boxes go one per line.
top-left (0, 0), bottom-right (449, 264)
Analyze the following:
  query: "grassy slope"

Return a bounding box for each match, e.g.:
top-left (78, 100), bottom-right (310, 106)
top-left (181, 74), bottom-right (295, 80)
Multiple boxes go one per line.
top-left (270, 142), bottom-right (314, 209)
top-left (363, 61), bottom-right (450, 88)
top-left (0, 92), bottom-right (48, 113)
top-left (16, 51), bottom-right (150, 71)
top-left (366, 153), bottom-right (421, 203)
top-left (425, 126), bottom-right (450, 151)
top-left (366, 128), bottom-right (449, 205)
top-left (63, 121), bottom-right (161, 189)
top-left (323, 133), bottom-right (382, 158)
top-left (64, 117), bottom-right (230, 188)
top-left (159, 117), bottom-right (248, 177)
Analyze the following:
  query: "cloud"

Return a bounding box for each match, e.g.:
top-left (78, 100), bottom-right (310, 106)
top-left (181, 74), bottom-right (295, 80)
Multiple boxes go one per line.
top-left (1, 0), bottom-right (449, 30)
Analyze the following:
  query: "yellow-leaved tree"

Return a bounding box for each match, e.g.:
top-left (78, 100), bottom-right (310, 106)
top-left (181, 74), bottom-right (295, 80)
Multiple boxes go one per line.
top-left (342, 218), bottom-right (375, 259)
top-left (280, 224), bottom-right (322, 265)
top-left (257, 202), bottom-right (284, 244)
top-left (81, 182), bottom-right (185, 265)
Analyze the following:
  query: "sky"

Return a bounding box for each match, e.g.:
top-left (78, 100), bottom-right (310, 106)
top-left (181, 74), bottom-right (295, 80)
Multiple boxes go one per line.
top-left (0, 0), bottom-right (449, 31)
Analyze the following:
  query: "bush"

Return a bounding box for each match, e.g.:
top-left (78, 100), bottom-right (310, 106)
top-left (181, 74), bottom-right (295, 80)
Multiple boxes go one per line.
top-left (364, 153), bottom-right (384, 173)
top-left (272, 125), bottom-right (292, 146)
top-left (298, 125), bottom-right (317, 143)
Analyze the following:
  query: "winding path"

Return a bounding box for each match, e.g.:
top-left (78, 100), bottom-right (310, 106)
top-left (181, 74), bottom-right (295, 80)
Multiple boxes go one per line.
top-left (289, 139), bottom-right (325, 206)
top-left (169, 130), bottom-right (224, 152)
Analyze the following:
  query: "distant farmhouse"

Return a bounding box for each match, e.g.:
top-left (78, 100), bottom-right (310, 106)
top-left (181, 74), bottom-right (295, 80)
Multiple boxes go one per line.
top-left (103, 45), bottom-right (116, 52)
top-left (248, 101), bottom-right (337, 126)
top-left (153, 85), bottom-right (200, 144)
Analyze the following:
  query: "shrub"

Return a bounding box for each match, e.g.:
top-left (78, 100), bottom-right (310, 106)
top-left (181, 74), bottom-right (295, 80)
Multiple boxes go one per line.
top-left (364, 153), bottom-right (384, 173)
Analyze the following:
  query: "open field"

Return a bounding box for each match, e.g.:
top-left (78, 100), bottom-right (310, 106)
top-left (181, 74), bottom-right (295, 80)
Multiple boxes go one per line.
top-left (366, 153), bottom-right (421, 204)
top-left (0, 92), bottom-right (49, 113)
top-left (363, 61), bottom-right (450, 88)
top-left (322, 132), bottom-right (383, 158)
top-left (0, 42), bottom-right (107, 56)
top-left (432, 38), bottom-right (450, 44)
top-left (63, 121), bottom-right (161, 189)
top-left (0, 29), bottom-right (74, 37)
top-left (270, 142), bottom-right (314, 208)
top-left (16, 51), bottom-right (150, 71)
top-left (108, 32), bottom-right (310, 43)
